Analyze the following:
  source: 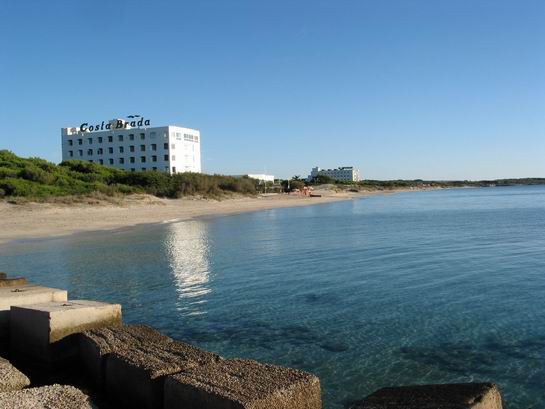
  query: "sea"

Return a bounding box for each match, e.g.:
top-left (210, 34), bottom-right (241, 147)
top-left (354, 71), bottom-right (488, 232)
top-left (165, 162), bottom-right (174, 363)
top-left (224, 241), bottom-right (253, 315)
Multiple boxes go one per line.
top-left (1, 185), bottom-right (544, 408)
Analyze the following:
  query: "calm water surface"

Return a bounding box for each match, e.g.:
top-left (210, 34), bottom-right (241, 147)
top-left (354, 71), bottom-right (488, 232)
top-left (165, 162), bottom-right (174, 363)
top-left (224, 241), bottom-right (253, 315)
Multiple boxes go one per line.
top-left (1, 186), bottom-right (545, 408)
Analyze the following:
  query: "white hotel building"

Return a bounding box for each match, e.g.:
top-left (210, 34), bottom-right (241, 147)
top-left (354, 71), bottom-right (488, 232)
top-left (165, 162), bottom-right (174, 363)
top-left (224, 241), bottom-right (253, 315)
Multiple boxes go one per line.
top-left (308, 166), bottom-right (361, 182)
top-left (61, 119), bottom-right (201, 174)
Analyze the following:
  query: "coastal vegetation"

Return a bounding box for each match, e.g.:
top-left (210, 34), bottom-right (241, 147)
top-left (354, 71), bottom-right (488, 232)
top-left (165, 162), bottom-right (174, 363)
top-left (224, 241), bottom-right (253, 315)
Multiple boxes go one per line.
top-left (0, 150), bottom-right (257, 200)
top-left (1, 150), bottom-right (544, 201)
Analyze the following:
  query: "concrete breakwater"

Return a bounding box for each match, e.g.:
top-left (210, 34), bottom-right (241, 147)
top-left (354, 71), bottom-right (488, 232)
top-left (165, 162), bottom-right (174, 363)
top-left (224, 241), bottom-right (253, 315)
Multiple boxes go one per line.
top-left (0, 273), bottom-right (503, 408)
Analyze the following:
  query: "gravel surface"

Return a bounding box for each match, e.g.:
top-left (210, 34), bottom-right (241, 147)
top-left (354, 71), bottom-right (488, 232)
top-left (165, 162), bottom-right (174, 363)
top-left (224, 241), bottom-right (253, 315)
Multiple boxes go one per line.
top-left (0, 357), bottom-right (30, 392)
top-left (0, 384), bottom-right (94, 409)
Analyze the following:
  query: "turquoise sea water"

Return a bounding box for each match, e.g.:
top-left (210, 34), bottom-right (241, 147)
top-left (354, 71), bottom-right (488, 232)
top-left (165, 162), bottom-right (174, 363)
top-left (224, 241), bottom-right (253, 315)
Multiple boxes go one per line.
top-left (1, 186), bottom-right (545, 408)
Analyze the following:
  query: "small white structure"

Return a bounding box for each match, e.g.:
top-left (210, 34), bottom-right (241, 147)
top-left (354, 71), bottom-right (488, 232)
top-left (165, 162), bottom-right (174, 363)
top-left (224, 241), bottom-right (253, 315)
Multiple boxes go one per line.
top-left (61, 119), bottom-right (201, 174)
top-left (307, 166), bottom-right (361, 182)
top-left (246, 174), bottom-right (275, 183)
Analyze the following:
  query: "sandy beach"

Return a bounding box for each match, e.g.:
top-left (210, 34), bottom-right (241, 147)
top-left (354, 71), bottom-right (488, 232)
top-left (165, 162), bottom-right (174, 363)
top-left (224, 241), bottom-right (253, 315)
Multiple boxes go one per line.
top-left (0, 191), bottom-right (351, 245)
top-left (0, 188), bottom-right (421, 245)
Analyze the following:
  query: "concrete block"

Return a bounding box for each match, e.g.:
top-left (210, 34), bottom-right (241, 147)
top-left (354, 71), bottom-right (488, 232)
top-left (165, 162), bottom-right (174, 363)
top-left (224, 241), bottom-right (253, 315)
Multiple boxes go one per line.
top-left (79, 324), bottom-right (172, 387)
top-left (0, 278), bottom-right (27, 288)
top-left (164, 358), bottom-right (322, 409)
top-left (105, 339), bottom-right (221, 409)
top-left (0, 284), bottom-right (67, 353)
top-left (10, 300), bottom-right (121, 363)
top-left (0, 384), bottom-right (94, 408)
top-left (0, 357), bottom-right (30, 392)
top-left (351, 383), bottom-right (503, 409)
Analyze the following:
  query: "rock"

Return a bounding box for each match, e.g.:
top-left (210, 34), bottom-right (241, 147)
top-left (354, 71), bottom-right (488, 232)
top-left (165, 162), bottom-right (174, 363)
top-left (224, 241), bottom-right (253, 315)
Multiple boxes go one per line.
top-left (164, 358), bottom-right (322, 409)
top-left (79, 324), bottom-right (173, 386)
top-left (104, 337), bottom-right (221, 409)
top-left (0, 357), bottom-right (30, 392)
top-left (0, 384), bottom-right (94, 409)
top-left (0, 284), bottom-right (67, 353)
top-left (351, 382), bottom-right (503, 409)
top-left (0, 278), bottom-right (27, 288)
top-left (10, 300), bottom-right (121, 364)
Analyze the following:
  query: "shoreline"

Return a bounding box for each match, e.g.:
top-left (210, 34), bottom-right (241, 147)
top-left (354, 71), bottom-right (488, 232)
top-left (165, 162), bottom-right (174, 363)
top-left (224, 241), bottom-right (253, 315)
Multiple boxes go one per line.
top-left (0, 188), bottom-right (428, 246)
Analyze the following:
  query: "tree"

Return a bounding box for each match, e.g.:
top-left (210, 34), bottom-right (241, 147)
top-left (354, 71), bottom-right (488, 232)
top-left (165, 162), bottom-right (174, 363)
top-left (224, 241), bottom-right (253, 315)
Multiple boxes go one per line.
top-left (309, 174), bottom-right (334, 185)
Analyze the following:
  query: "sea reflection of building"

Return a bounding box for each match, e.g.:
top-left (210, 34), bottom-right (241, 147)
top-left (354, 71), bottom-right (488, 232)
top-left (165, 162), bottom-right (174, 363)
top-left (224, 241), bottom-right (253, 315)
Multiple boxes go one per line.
top-left (164, 220), bottom-right (211, 316)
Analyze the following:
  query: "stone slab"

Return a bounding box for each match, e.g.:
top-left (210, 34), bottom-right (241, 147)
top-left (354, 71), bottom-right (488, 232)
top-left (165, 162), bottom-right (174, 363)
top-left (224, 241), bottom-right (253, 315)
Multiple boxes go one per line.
top-left (0, 278), bottom-right (27, 288)
top-left (0, 284), bottom-right (67, 352)
top-left (0, 384), bottom-right (94, 409)
top-left (79, 324), bottom-right (173, 387)
top-left (164, 358), bottom-right (322, 409)
top-left (10, 300), bottom-right (121, 363)
top-left (0, 357), bottom-right (30, 392)
top-left (106, 338), bottom-right (221, 409)
top-left (351, 383), bottom-right (503, 409)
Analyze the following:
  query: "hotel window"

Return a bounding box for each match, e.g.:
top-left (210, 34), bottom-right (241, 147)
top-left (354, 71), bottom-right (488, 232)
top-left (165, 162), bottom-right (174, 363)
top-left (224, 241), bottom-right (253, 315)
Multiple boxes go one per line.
top-left (119, 158), bottom-right (125, 164)
top-left (78, 139), bottom-right (83, 145)
top-left (142, 167), bottom-right (146, 171)
top-left (152, 155), bottom-right (157, 162)
top-left (165, 166), bottom-right (169, 172)
top-left (129, 134), bottom-right (135, 140)
top-left (69, 151), bottom-right (73, 157)
top-left (109, 159), bottom-right (114, 165)
top-left (118, 135), bottom-right (123, 142)
top-left (140, 156), bottom-right (146, 163)
top-left (184, 134), bottom-right (193, 141)
top-left (108, 135), bottom-right (113, 142)
top-left (194, 136), bottom-right (199, 142)
top-left (150, 132), bottom-right (156, 139)
top-left (164, 143), bottom-right (168, 150)
top-left (99, 159), bottom-right (103, 165)
top-left (163, 154), bottom-right (169, 161)
top-left (176, 132), bottom-right (182, 140)
top-left (108, 147), bottom-right (113, 154)
top-left (89, 160), bottom-right (93, 163)
top-left (140, 133), bottom-right (145, 140)
top-left (151, 144), bottom-right (157, 151)
top-left (119, 146), bottom-right (124, 153)
top-left (130, 145), bottom-right (135, 152)
top-left (152, 167), bottom-right (157, 171)
top-left (140, 145), bottom-right (145, 152)
top-left (68, 140), bottom-right (73, 146)
top-left (98, 137), bottom-right (103, 143)
top-left (130, 157), bottom-right (135, 163)
top-left (171, 144), bottom-right (175, 149)
top-left (172, 166), bottom-right (176, 173)
top-left (78, 150), bottom-right (83, 156)
top-left (88, 137), bottom-right (93, 144)
top-left (98, 148), bottom-right (103, 155)
top-left (171, 155), bottom-right (176, 161)
top-left (87, 149), bottom-right (93, 156)
top-left (131, 168), bottom-right (135, 172)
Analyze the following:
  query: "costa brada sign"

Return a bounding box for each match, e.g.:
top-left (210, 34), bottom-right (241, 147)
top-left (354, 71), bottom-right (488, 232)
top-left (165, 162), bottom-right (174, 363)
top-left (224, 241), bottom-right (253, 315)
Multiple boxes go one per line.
top-left (80, 117), bottom-right (151, 132)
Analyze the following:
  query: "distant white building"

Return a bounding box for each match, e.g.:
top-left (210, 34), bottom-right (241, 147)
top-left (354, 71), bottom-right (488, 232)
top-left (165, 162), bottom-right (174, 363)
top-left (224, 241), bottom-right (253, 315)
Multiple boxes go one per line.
top-left (308, 166), bottom-right (361, 182)
top-left (247, 174), bottom-right (275, 183)
top-left (61, 118), bottom-right (201, 174)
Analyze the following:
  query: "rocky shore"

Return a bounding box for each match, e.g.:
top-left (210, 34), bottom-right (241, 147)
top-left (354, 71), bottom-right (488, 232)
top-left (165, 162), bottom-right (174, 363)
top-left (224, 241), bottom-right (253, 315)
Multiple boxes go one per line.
top-left (0, 272), bottom-right (504, 408)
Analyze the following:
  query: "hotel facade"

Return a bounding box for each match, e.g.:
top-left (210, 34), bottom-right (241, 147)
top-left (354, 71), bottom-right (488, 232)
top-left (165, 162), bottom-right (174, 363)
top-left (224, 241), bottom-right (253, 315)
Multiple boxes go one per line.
top-left (61, 119), bottom-right (201, 174)
top-left (308, 166), bottom-right (361, 182)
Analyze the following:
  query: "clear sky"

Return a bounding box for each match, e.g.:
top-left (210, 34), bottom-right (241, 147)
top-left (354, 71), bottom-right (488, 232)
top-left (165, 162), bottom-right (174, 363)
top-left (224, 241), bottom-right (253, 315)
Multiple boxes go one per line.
top-left (1, 0), bottom-right (544, 180)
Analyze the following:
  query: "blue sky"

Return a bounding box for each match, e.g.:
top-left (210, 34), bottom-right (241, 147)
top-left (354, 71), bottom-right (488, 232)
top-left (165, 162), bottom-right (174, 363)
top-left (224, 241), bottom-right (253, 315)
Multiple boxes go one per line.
top-left (1, 0), bottom-right (544, 180)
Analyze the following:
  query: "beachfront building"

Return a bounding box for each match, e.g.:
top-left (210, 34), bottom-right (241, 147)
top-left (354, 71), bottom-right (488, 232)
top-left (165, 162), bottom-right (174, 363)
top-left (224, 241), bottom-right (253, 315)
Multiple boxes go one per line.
top-left (307, 166), bottom-right (361, 182)
top-left (61, 119), bottom-right (201, 174)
